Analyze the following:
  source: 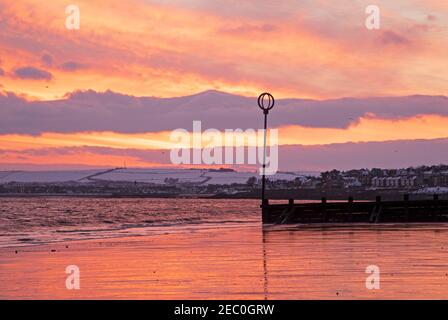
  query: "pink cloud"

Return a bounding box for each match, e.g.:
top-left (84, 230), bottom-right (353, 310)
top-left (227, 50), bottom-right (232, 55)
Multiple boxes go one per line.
top-left (13, 66), bottom-right (52, 80)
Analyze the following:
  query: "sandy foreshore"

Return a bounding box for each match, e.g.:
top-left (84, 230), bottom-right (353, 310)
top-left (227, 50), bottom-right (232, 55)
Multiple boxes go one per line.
top-left (1, 223), bottom-right (448, 299)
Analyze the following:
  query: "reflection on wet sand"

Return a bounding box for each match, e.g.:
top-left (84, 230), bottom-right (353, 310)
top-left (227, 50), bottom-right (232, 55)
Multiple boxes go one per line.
top-left (1, 223), bottom-right (448, 299)
top-left (261, 223), bottom-right (448, 299)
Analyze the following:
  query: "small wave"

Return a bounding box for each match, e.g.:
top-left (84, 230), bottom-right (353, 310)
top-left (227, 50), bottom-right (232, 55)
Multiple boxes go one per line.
top-left (0, 198), bottom-right (261, 247)
top-left (54, 218), bottom-right (255, 235)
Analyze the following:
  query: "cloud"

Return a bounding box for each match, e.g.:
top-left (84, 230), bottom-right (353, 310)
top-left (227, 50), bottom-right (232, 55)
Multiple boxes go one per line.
top-left (0, 0), bottom-right (446, 100)
top-left (13, 66), bottom-right (52, 80)
top-left (427, 14), bottom-right (437, 22)
top-left (41, 53), bottom-right (53, 67)
top-left (59, 61), bottom-right (88, 72)
top-left (219, 23), bottom-right (277, 35)
top-left (279, 138), bottom-right (448, 171)
top-left (380, 31), bottom-right (411, 46)
top-left (2, 138), bottom-right (448, 171)
top-left (0, 90), bottom-right (447, 135)
top-left (0, 68), bottom-right (4, 76)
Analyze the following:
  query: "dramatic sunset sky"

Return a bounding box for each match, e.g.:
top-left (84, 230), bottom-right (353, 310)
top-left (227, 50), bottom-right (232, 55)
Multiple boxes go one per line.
top-left (0, 0), bottom-right (447, 170)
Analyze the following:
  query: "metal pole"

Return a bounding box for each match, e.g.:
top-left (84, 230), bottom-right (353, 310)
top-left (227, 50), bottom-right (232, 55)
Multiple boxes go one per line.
top-left (257, 92), bottom-right (274, 203)
top-left (262, 110), bottom-right (268, 201)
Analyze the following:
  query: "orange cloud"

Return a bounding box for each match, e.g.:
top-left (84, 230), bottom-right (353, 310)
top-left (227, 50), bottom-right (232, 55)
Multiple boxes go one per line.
top-left (0, 0), bottom-right (446, 99)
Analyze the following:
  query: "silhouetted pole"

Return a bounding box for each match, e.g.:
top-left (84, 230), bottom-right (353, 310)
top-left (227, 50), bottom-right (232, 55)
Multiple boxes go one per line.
top-left (257, 93), bottom-right (275, 202)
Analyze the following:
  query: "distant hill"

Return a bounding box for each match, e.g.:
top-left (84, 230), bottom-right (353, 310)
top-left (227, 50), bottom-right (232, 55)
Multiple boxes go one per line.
top-left (0, 168), bottom-right (318, 185)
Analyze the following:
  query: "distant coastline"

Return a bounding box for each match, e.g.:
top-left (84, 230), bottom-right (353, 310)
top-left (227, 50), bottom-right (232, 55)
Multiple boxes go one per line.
top-left (0, 191), bottom-right (442, 201)
top-left (1, 166), bottom-right (448, 201)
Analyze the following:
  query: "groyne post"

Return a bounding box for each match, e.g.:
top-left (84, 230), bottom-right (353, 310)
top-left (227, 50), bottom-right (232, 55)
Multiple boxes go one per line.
top-left (404, 194), bottom-right (410, 221)
top-left (321, 197), bottom-right (327, 221)
top-left (433, 194), bottom-right (439, 221)
top-left (261, 198), bottom-right (270, 224)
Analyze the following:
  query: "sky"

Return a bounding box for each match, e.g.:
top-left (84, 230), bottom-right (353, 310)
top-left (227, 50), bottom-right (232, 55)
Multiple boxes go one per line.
top-left (0, 0), bottom-right (447, 171)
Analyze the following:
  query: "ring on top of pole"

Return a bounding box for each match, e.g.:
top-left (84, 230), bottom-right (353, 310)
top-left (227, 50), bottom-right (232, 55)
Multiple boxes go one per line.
top-left (258, 92), bottom-right (275, 115)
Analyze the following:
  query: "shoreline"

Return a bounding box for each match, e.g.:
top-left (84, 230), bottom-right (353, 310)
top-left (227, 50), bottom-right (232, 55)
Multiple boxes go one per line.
top-left (0, 191), bottom-right (445, 200)
top-left (0, 220), bottom-right (262, 249)
top-left (4, 220), bottom-right (448, 249)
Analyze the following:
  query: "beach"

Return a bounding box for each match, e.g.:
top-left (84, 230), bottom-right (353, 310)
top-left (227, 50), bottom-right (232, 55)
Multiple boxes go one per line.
top-left (1, 200), bottom-right (448, 299)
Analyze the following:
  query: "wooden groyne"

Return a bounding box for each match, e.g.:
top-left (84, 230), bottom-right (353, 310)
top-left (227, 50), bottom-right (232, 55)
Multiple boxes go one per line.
top-left (261, 195), bottom-right (448, 224)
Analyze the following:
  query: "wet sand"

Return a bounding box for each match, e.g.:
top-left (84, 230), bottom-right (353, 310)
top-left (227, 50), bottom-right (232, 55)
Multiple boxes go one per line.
top-left (1, 223), bottom-right (448, 299)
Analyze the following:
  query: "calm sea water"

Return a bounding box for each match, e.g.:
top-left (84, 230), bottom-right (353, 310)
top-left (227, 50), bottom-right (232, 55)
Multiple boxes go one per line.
top-left (1, 197), bottom-right (448, 299)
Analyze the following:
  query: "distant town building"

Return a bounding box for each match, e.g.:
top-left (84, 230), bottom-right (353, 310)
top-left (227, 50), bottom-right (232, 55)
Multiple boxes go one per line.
top-left (371, 176), bottom-right (420, 189)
